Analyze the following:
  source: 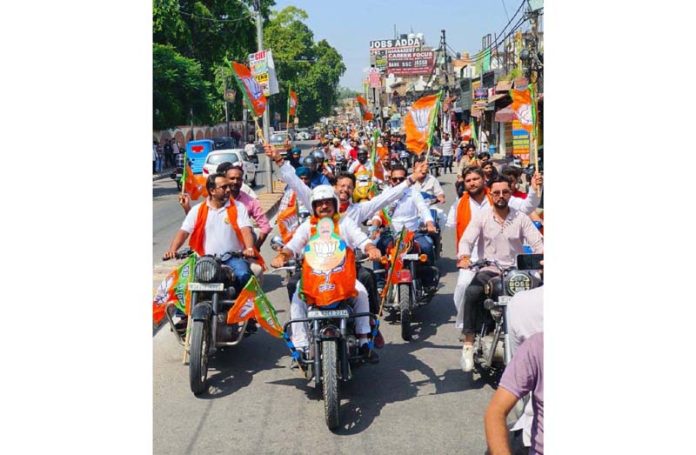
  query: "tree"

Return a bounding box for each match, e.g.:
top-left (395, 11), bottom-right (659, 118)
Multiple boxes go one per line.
top-left (264, 7), bottom-right (345, 126)
top-left (153, 44), bottom-right (211, 130)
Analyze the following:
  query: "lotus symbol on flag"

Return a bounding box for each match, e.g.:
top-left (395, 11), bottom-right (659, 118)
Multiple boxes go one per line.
top-left (410, 108), bottom-right (431, 132)
top-left (515, 104), bottom-right (533, 127)
top-left (245, 77), bottom-right (263, 100)
top-left (240, 298), bottom-right (255, 318)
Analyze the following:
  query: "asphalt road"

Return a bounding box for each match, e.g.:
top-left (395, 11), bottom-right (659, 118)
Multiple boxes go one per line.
top-left (153, 163), bottom-right (496, 454)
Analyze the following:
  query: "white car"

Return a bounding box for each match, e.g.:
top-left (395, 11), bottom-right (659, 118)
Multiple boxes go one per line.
top-left (202, 149), bottom-right (257, 187)
top-left (295, 131), bottom-right (311, 140)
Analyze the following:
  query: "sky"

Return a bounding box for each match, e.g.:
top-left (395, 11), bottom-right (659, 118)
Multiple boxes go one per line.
top-left (273, 0), bottom-right (532, 90)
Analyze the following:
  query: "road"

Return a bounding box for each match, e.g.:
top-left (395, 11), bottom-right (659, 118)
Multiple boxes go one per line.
top-left (153, 163), bottom-right (496, 454)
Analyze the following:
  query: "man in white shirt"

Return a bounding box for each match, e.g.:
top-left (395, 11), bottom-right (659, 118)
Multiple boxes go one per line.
top-left (270, 185), bottom-right (382, 361)
top-left (440, 132), bottom-right (454, 173)
top-left (164, 173), bottom-right (257, 294)
top-left (370, 164), bottom-right (438, 290)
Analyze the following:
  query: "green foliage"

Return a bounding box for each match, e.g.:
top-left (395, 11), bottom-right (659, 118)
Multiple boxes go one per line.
top-left (153, 43), bottom-right (211, 130)
top-left (337, 86), bottom-right (359, 100)
top-left (264, 7), bottom-right (346, 126)
top-left (153, 1), bottom-right (345, 130)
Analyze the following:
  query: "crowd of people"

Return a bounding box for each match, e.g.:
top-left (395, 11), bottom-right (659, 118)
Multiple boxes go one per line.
top-left (152, 138), bottom-right (182, 174)
top-left (162, 121), bottom-right (544, 453)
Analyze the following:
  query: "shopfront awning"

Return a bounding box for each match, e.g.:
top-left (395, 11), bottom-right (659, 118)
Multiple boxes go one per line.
top-left (495, 103), bottom-right (516, 123)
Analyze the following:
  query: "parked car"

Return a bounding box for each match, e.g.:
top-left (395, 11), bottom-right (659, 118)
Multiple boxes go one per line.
top-left (212, 136), bottom-right (238, 150)
top-left (202, 149), bottom-right (257, 187)
top-left (295, 129), bottom-right (311, 140)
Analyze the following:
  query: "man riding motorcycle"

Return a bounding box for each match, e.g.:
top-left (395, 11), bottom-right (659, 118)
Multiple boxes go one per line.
top-left (369, 164), bottom-right (438, 293)
top-left (456, 176), bottom-right (544, 372)
top-left (270, 185), bottom-right (382, 361)
top-left (302, 155), bottom-right (331, 188)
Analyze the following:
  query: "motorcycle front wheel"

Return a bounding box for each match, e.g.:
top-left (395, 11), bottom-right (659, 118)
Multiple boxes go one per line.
top-left (189, 319), bottom-right (210, 396)
top-left (322, 340), bottom-right (340, 430)
top-left (399, 284), bottom-right (412, 341)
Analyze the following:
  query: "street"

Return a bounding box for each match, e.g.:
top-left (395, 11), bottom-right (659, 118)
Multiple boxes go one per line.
top-left (153, 166), bottom-right (495, 454)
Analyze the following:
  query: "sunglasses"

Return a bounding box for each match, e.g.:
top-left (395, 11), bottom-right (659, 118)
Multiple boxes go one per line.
top-left (391, 176), bottom-right (406, 183)
top-left (490, 190), bottom-right (512, 196)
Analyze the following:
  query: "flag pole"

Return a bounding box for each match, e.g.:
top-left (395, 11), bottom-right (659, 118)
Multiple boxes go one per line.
top-left (286, 84), bottom-right (291, 135)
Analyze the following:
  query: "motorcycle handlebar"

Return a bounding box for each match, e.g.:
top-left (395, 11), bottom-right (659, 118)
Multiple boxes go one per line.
top-left (163, 248), bottom-right (193, 261)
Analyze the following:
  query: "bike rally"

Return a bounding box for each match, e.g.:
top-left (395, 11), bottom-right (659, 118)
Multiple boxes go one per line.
top-left (152, 1), bottom-right (545, 453)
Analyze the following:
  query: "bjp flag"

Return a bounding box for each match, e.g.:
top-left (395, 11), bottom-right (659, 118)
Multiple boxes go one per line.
top-left (231, 61), bottom-right (267, 117)
top-left (356, 95), bottom-right (374, 121)
top-left (510, 88), bottom-right (534, 133)
top-left (288, 90), bottom-right (298, 117)
top-left (404, 93), bottom-right (441, 155)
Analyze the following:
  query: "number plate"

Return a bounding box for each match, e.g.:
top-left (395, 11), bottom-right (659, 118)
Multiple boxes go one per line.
top-left (401, 253), bottom-right (420, 261)
top-left (188, 282), bottom-right (224, 292)
top-left (497, 295), bottom-right (512, 305)
top-left (307, 309), bottom-right (349, 319)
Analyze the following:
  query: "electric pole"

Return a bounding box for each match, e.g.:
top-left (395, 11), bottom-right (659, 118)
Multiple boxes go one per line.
top-left (253, 0), bottom-right (273, 192)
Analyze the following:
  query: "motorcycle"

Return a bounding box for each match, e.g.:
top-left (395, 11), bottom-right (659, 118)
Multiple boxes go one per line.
top-left (163, 249), bottom-right (257, 396)
top-left (170, 154), bottom-right (185, 190)
top-left (272, 244), bottom-right (379, 431)
top-left (467, 254), bottom-right (543, 377)
top-left (376, 226), bottom-right (440, 341)
top-left (419, 192), bottom-right (444, 261)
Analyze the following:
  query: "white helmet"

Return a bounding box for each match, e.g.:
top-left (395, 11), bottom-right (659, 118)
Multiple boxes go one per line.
top-left (310, 185), bottom-right (339, 213)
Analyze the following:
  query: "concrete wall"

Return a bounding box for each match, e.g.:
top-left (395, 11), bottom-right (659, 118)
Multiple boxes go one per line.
top-left (153, 121), bottom-right (248, 146)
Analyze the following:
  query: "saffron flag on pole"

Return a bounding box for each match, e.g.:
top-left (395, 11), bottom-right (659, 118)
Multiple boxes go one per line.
top-left (153, 254), bottom-right (197, 323)
top-left (276, 191), bottom-right (300, 244)
top-left (231, 61), bottom-right (267, 117)
top-left (356, 95), bottom-right (374, 121)
top-left (404, 92), bottom-right (442, 155)
top-left (288, 89), bottom-right (298, 118)
top-left (510, 87), bottom-right (534, 133)
top-left (181, 161), bottom-right (207, 200)
top-left (227, 276), bottom-right (283, 337)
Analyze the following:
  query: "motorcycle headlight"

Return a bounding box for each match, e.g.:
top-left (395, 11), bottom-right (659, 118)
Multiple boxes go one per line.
top-left (504, 271), bottom-right (533, 296)
top-left (194, 257), bottom-right (220, 283)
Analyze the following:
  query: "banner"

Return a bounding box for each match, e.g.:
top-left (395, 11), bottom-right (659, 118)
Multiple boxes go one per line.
top-left (231, 61), bottom-right (267, 117)
top-left (404, 92), bottom-right (441, 155)
top-left (248, 49), bottom-right (279, 97)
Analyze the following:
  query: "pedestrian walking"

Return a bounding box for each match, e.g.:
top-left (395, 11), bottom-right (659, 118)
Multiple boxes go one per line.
top-left (164, 140), bottom-right (173, 168)
top-left (153, 141), bottom-right (159, 174)
top-left (441, 132), bottom-right (454, 173)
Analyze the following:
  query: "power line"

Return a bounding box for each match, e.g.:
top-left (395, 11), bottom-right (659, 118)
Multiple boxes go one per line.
top-left (501, 0), bottom-right (511, 22)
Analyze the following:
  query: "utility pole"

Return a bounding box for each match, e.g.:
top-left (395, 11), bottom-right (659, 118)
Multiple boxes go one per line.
top-left (253, 1), bottom-right (273, 192)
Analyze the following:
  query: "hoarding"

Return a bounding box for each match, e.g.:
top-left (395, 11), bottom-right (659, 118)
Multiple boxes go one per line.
top-left (385, 49), bottom-right (434, 76)
top-left (248, 49), bottom-right (279, 97)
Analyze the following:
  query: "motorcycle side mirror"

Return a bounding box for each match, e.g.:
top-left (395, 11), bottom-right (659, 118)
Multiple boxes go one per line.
top-left (270, 236), bottom-right (286, 252)
top-left (516, 254), bottom-right (543, 270)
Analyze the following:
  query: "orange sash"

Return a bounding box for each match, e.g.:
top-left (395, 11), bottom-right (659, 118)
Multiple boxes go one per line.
top-left (455, 190), bottom-right (493, 246)
top-left (189, 199), bottom-right (245, 256)
top-left (299, 215), bottom-right (358, 307)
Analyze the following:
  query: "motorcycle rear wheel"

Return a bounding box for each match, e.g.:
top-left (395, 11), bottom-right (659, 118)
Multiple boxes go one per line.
top-left (399, 284), bottom-right (412, 341)
top-left (189, 319), bottom-right (210, 396)
top-left (322, 340), bottom-right (340, 430)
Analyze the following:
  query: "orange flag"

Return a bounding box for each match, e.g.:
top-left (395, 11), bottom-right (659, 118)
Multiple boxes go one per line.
top-left (183, 162), bottom-right (207, 200)
top-left (510, 88), bottom-right (534, 133)
top-left (404, 93), bottom-right (440, 155)
top-left (356, 95), bottom-right (374, 121)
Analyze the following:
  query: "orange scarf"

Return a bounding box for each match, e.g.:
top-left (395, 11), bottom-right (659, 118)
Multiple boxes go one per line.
top-left (455, 190), bottom-right (493, 246)
top-left (189, 199), bottom-right (245, 256)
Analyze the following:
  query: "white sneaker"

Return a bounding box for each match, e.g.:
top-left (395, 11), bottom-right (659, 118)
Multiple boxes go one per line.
top-left (460, 345), bottom-right (474, 372)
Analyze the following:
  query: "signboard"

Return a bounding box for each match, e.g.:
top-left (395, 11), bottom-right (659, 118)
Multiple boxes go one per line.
top-left (369, 37), bottom-right (423, 52)
top-left (473, 87), bottom-right (488, 102)
top-left (248, 49), bottom-right (279, 97)
top-left (386, 49), bottom-right (434, 76)
top-left (512, 119), bottom-right (530, 166)
top-left (368, 68), bottom-right (381, 88)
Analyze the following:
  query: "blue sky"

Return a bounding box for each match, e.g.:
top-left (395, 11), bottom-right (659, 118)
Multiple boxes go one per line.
top-left (272, 0), bottom-right (528, 90)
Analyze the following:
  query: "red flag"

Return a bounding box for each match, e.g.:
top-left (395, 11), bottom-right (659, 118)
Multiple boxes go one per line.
top-left (231, 61), bottom-right (267, 117)
top-left (356, 95), bottom-right (374, 121)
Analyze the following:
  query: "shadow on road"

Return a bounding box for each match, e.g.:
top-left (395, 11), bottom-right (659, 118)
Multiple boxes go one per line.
top-left (197, 336), bottom-right (288, 400)
top-left (153, 185), bottom-right (180, 199)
